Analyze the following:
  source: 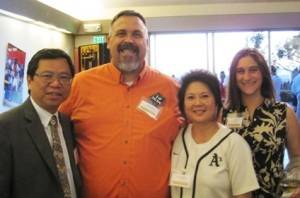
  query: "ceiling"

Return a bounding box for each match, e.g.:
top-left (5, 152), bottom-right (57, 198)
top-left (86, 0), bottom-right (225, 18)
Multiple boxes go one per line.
top-left (37, 0), bottom-right (300, 21)
top-left (97, 0), bottom-right (300, 7)
top-left (1, 0), bottom-right (300, 34)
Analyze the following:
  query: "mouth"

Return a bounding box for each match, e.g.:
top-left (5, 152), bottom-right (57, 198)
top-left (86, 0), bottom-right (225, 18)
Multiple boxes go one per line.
top-left (241, 80), bottom-right (256, 86)
top-left (118, 42), bottom-right (139, 55)
top-left (192, 108), bottom-right (206, 115)
top-left (46, 92), bottom-right (63, 99)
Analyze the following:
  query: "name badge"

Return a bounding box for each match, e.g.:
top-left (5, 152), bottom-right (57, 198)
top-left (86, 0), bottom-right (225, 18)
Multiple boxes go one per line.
top-left (226, 117), bottom-right (243, 128)
top-left (169, 170), bottom-right (193, 188)
top-left (137, 99), bottom-right (161, 120)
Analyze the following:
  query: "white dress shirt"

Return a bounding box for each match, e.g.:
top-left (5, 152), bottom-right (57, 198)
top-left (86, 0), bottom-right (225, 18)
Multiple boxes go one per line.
top-left (30, 97), bottom-right (77, 198)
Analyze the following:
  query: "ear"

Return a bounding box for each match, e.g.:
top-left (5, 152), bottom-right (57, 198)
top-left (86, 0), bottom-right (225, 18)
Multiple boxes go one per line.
top-left (107, 35), bottom-right (111, 49)
top-left (27, 76), bottom-right (33, 89)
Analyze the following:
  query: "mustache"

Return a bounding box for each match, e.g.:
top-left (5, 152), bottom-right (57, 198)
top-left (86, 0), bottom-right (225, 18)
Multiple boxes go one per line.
top-left (117, 42), bottom-right (139, 54)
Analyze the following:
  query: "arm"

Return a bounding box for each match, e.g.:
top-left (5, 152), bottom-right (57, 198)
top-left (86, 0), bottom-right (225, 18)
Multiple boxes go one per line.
top-left (0, 127), bottom-right (12, 198)
top-left (286, 106), bottom-right (300, 158)
top-left (234, 192), bottom-right (251, 198)
top-left (285, 106), bottom-right (300, 198)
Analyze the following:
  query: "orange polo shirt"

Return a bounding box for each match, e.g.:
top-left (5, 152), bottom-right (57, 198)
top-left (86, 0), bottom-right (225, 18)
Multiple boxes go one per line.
top-left (60, 63), bottom-right (180, 198)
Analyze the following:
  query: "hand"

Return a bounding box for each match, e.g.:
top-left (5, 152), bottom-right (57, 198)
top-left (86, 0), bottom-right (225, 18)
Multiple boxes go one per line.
top-left (290, 187), bottom-right (300, 198)
top-left (174, 107), bottom-right (186, 127)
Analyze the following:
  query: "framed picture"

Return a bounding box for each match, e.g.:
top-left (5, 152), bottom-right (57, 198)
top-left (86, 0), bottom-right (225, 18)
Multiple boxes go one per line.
top-left (3, 43), bottom-right (26, 107)
top-left (79, 44), bottom-right (100, 71)
top-left (78, 43), bottom-right (110, 72)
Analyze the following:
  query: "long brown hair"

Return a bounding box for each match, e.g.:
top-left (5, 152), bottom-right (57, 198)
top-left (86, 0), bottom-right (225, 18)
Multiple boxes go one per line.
top-left (225, 48), bottom-right (275, 111)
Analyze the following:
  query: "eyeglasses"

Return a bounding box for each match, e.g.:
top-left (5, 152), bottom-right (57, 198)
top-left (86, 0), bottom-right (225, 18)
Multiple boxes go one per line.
top-left (34, 72), bottom-right (72, 85)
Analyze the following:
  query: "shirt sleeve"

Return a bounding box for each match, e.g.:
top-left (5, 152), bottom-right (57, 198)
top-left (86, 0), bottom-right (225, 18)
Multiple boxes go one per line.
top-left (227, 133), bottom-right (260, 196)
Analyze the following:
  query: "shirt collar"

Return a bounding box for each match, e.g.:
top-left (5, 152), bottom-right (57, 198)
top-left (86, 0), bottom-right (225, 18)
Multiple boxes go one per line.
top-left (30, 97), bottom-right (59, 128)
top-left (108, 62), bottom-right (148, 85)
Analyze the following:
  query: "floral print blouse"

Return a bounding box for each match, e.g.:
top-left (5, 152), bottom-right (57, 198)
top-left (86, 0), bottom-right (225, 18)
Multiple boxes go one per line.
top-left (222, 99), bottom-right (287, 198)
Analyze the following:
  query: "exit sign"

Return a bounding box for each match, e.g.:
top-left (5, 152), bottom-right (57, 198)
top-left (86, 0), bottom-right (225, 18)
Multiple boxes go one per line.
top-left (93, 35), bottom-right (106, 44)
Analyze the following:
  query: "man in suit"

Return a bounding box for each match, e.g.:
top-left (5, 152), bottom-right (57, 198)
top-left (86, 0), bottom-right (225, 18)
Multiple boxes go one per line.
top-left (0, 48), bottom-right (81, 198)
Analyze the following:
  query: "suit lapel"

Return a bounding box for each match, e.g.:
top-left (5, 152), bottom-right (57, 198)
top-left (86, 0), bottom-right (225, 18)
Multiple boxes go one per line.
top-left (23, 99), bottom-right (60, 180)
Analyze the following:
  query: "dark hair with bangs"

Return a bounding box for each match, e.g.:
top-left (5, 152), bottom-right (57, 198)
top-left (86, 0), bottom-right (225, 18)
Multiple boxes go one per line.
top-left (178, 69), bottom-right (223, 120)
top-left (226, 48), bottom-right (275, 111)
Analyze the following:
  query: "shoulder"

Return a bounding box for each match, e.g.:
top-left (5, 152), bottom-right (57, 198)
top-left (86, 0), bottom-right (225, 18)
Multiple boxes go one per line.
top-left (271, 100), bottom-right (286, 107)
top-left (173, 125), bottom-right (189, 149)
top-left (0, 104), bottom-right (25, 124)
top-left (69, 63), bottom-right (111, 94)
top-left (218, 125), bottom-right (249, 149)
top-left (262, 100), bottom-right (287, 115)
top-left (0, 104), bottom-right (27, 139)
top-left (218, 125), bottom-right (237, 140)
top-left (146, 66), bottom-right (178, 86)
top-left (59, 111), bottom-right (71, 122)
top-left (286, 104), bottom-right (299, 125)
top-left (75, 63), bottom-right (109, 80)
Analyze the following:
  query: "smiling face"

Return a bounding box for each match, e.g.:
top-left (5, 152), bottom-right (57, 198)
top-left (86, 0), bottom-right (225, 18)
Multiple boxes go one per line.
top-left (107, 16), bottom-right (148, 75)
top-left (184, 81), bottom-right (217, 124)
top-left (27, 58), bottom-right (72, 113)
top-left (235, 55), bottom-right (263, 98)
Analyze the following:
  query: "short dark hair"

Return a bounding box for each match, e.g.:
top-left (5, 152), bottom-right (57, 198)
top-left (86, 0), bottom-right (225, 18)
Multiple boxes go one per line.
top-left (178, 69), bottom-right (223, 119)
top-left (27, 48), bottom-right (75, 78)
top-left (111, 10), bottom-right (146, 26)
top-left (271, 65), bottom-right (277, 74)
top-left (226, 48), bottom-right (274, 110)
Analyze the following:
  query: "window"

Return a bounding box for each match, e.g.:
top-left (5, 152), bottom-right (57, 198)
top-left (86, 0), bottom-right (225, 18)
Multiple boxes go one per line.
top-left (150, 30), bottom-right (300, 167)
top-left (270, 31), bottom-right (300, 83)
top-left (150, 33), bottom-right (207, 80)
top-left (213, 31), bottom-right (268, 78)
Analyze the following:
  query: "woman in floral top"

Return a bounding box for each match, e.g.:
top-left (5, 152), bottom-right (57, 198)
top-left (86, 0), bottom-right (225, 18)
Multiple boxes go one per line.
top-left (222, 48), bottom-right (300, 198)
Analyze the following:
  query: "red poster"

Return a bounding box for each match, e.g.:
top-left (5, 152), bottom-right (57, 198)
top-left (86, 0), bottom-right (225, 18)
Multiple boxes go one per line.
top-left (3, 43), bottom-right (26, 107)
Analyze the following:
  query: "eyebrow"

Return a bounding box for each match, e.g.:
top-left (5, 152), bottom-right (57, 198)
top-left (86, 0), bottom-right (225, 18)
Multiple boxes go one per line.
top-left (236, 65), bottom-right (259, 69)
top-left (185, 91), bottom-right (210, 95)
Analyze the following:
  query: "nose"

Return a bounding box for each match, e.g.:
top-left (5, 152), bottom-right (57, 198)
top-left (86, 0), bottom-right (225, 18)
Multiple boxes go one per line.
top-left (242, 70), bottom-right (252, 80)
top-left (194, 97), bottom-right (203, 105)
top-left (124, 34), bottom-right (134, 43)
top-left (49, 78), bottom-right (62, 87)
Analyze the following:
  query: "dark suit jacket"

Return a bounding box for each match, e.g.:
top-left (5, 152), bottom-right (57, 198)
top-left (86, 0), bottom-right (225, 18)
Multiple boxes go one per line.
top-left (0, 98), bottom-right (81, 198)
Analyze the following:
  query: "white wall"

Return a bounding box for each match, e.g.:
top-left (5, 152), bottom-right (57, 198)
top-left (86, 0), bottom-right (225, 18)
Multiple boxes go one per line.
top-left (0, 14), bottom-right (74, 112)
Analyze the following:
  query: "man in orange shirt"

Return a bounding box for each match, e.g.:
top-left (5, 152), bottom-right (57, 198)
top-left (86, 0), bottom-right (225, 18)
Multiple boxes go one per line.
top-left (60, 10), bottom-right (180, 198)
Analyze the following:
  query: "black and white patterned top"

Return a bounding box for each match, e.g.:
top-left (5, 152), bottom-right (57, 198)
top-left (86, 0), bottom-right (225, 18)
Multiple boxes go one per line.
top-left (222, 99), bottom-right (287, 198)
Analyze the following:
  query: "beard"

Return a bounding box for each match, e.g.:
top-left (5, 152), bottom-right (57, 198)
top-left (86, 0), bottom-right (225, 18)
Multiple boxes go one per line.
top-left (116, 42), bottom-right (142, 73)
top-left (117, 61), bottom-right (140, 73)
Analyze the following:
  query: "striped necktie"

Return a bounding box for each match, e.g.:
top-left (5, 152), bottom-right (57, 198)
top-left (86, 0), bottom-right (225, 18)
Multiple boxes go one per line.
top-left (49, 115), bottom-right (71, 198)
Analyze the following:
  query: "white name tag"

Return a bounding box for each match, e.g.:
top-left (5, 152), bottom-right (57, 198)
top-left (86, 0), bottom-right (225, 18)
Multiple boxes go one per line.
top-left (137, 100), bottom-right (161, 120)
top-left (226, 117), bottom-right (243, 128)
top-left (169, 170), bottom-right (193, 188)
